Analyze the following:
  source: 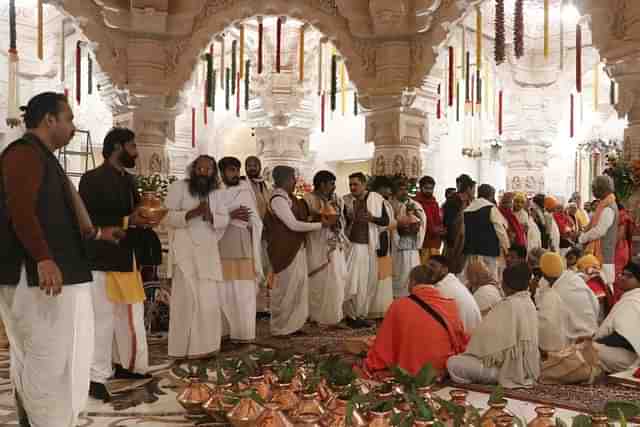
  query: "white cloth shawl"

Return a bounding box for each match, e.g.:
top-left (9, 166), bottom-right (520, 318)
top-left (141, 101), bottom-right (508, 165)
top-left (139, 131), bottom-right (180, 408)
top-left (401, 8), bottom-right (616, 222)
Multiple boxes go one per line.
top-left (392, 200), bottom-right (427, 251)
top-left (596, 288), bottom-right (640, 356)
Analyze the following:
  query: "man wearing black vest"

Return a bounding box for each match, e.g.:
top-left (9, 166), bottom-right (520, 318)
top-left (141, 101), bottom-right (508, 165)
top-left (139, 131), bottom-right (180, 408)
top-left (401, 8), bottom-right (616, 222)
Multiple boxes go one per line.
top-left (463, 184), bottom-right (510, 279)
top-left (79, 128), bottom-right (160, 401)
top-left (0, 92), bottom-right (121, 427)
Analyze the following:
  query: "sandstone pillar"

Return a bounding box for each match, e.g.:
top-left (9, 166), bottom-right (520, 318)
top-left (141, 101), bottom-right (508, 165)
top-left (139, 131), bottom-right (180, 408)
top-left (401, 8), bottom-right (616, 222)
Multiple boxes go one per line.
top-left (255, 127), bottom-right (312, 183)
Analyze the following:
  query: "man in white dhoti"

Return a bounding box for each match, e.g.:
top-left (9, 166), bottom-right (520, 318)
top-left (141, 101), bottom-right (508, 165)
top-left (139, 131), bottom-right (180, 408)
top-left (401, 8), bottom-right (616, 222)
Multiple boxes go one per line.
top-left (165, 155), bottom-right (229, 359)
top-left (304, 171), bottom-right (348, 326)
top-left (448, 263), bottom-right (540, 388)
top-left (536, 252), bottom-right (600, 353)
top-left (593, 262), bottom-right (640, 373)
top-left (218, 157), bottom-right (263, 342)
top-left (390, 179), bottom-right (426, 299)
top-left (0, 93), bottom-right (116, 426)
top-left (343, 173), bottom-right (391, 327)
top-left (513, 193), bottom-right (541, 252)
top-left (428, 256), bottom-right (482, 333)
top-left (264, 166), bottom-right (328, 336)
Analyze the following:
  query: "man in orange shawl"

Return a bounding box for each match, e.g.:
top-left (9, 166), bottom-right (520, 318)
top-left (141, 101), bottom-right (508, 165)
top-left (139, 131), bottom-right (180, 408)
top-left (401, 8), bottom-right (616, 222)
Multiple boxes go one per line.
top-left (364, 265), bottom-right (468, 376)
top-left (499, 193), bottom-right (527, 247)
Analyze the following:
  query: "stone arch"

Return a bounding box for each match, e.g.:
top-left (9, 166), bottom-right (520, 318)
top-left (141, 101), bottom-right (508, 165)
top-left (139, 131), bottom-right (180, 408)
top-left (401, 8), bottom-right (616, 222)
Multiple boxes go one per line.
top-left (165, 0), bottom-right (376, 95)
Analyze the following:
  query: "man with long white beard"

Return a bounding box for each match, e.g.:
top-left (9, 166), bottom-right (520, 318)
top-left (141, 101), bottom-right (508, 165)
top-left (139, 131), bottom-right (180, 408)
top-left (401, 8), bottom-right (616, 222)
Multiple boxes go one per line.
top-left (218, 157), bottom-right (262, 342)
top-left (165, 155), bottom-right (229, 359)
top-left (304, 170), bottom-right (348, 326)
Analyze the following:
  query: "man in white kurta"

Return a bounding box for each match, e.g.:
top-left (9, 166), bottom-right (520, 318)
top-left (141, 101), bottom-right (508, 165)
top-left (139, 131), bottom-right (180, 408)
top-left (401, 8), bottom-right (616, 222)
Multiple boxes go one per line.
top-left (428, 255), bottom-right (482, 333)
top-left (343, 173), bottom-right (390, 326)
top-left (536, 252), bottom-right (599, 353)
top-left (217, 157), bottom-right (263, 342)
top-left (304, 171), bottom-right (348, 326)
top-left (165, 156), bottom-right (229, 358)
top-left (265, 166), bottom-right (326, 336)
top-left (391, 182), bottom-right (427, 299)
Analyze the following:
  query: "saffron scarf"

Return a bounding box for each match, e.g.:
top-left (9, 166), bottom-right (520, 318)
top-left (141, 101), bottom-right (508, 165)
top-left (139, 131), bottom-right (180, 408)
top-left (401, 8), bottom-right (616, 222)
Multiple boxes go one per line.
top-left (499, 206), bottom-right (527, 247)
top-left (584, 193), bottom-right (616, 264)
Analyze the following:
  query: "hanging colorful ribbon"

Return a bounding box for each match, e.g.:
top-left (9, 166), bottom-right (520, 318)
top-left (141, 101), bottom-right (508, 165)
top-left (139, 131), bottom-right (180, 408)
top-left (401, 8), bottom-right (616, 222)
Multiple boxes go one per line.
top-left (257, 16), bottom-right (263, 75)
top-left (206, 51), bottom-right (213, 107)
top-left (471, 75), bottom-right (475, 116)
top-left (245, 60), bottom-right (250, 111)
top-left (321, 93), bottom-right (326, 132)
top-left (544, 0), bottom-right (550, 59)
top-left (37, 0), bottom-right (43, 60)
top-left (75, 41), bottom-right (82, 105)
top-left (212, 70), bottom-right (217, 111)
top-left (448, 46), bottom-right (454, 107)
top-left (354, 92), bottom-right (358, 116)
top-left (236, 72), bottom-right (240, 117)
top-left (330, 53), bottom-right (337, 112)
top-left (317, 38), bottom-right (324, 96)
top-left (60, 19), bottom-right (65, 82)
top-left (514, 0), bottom-right (524, 59)
top-left (498, 90), bottom-right (503, 135)
top-left (576, 24), bottom-right (582, 93)
top-left (570, 94), bottom-right (575, 138)
top-left (456, 82), bottom-right (460, 122)
top-left (340, 59), bottom-right (346, 116)
top-left (225, 67), bottom-right (230, 110)
top-left (6, 0), bottom-right (20, 127)
top-left (231, 40), bottom-right (237, 95)
top-left (87, 53), bottom-right (93, 95)
top-left (476, 6), bottom-right (482, 71)
top-left (465, 51), bottom-right (471, 107)
top-left (191, 107), bottom-right (196, 148)
top-left (610, 80), bottom-right (616, 106)
top-left (276, 17), bottom-right (282, 73)
top-left (220, 35), bottom-right (225, 89)
top-left (476, 70), bottom-right (482, 107)
top-left (239, 24), bottom-right (245, 79)
top-left (495, 0), bottom-right (505, 64)
top-left (437, 84), bottom-right (441, 119)
top-left (203, 83), bottom-right (208, 126)
top-left (299, 24), bottom-right (305, 82)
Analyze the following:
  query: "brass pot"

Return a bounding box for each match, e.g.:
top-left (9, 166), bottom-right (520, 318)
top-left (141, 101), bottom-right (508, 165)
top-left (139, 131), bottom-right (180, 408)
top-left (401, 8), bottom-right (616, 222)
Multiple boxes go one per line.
top-left (139, 191), bottom-right (168, 223)
top-left (292, 392), bottom-right (326, 421)
top-left (437, 389), bottom-right (473, 427)
top-left (527, 406), bottom-right (555, 427)
top-left (495, 415), bottom-right (515, 427)
top-left (227, 397), bottom-right (265, 427)
top-left (316, 378), bottom-right (334, 403)
top-left (295, 413), bottom-right (324, 426)
top-left (256, 403), bottom-right (295, 427)
top-left (176, 378), bottom-right (213, 414)
top-left (417, 385), bottom-right (440, 411)
top-left (201, 383), bottom-right (234, 417)
top-left (272, 383), bottom-right (301, 413)
top-left (368, 410), bottom-right (393, 427)
top-left (323, 398), bottom-right (366, 427)
top-left (481, 400), bottom-right (511, 427)
top-left (250, 374), bottom-right (273, 402)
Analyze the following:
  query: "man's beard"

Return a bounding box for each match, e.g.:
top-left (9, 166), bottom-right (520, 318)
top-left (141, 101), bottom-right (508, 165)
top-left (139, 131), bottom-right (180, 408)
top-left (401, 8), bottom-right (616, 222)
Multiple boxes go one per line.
top-left (119, 150), bottom-right (136, 169)
top-left (188, 175), bottom-right (217, 198)
top-left (247, 170), bottom-right (261, 180)
top-left (223, 176), bottom-right (240, 186)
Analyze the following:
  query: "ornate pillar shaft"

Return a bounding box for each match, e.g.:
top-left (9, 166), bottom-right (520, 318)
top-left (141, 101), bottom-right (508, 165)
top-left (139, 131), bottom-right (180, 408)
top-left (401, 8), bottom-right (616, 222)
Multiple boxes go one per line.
top-left (255, 127), bottom-right (312, 182)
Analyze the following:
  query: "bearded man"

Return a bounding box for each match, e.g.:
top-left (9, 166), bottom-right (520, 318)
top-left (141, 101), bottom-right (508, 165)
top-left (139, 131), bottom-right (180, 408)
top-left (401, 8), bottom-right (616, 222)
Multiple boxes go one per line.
top-left (165, 155), bottom-right (229, 359)
top-left (80, 128), bottom-right (162, 401)
top-left (218, 157), bottom-right (262, 342)
top-left (414, 176), bottom-right (443, 263)
top-left (304, 170), bottom-right (348, 326)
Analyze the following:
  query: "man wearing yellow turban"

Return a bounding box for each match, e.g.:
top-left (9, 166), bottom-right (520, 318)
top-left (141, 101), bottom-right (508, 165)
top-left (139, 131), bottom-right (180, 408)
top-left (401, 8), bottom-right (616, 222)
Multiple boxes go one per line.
top-left (542, 196), bottom-right (560, 253)
top-left (576, 254), bottom-right (612, 322)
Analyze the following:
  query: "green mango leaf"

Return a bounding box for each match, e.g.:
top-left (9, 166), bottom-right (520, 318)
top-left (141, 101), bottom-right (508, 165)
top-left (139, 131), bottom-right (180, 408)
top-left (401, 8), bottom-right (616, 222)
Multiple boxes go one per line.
top-left (604, 401), bottom-right (640, 420)
top-left (555, 417), bottom-right (568, 427)
top-left (572, 414), bottom-right (593, 427)
top-left (489, 385), bottom-right (506, 404)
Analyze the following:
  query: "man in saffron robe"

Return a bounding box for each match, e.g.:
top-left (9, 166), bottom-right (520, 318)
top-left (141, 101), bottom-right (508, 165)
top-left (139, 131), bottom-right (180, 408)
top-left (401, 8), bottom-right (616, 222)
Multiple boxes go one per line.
top-left (364, 265), bottom-right (468, 376)
top-left (499, 192), bottom-right (527, 248)
top-left (414, 175), bottom-right (444, 264)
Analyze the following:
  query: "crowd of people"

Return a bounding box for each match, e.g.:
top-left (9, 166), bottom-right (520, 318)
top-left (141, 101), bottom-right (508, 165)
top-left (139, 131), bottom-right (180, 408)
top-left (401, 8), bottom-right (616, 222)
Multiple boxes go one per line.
top-left (1, 92), bottom-right (640, 427)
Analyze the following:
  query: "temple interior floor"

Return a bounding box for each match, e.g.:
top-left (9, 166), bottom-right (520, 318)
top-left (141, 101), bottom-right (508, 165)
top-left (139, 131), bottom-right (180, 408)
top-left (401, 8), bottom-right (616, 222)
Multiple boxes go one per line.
top-left (0, 318), bottom-right (639, 426)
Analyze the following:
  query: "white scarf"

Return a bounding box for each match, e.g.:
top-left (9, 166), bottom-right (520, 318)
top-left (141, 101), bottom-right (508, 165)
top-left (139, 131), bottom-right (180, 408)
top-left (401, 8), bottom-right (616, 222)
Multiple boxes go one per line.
top-left (597, 288), bottom-right (640, 355)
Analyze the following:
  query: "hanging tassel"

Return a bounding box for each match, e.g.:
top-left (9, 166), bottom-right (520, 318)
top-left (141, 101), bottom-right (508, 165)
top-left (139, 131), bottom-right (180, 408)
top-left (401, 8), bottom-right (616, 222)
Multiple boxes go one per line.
top-left (257, 16), bottom-right (263, 74)
top-left (465, 51), bottom-right (471, 108)
top-left (245, 60), bottom-right (250, 111)
top-left (220, 36), bottom-right (225, 89)
top-left (576, 24), bottom-right (582, 93)
top-left (495, 0), bottom-right (505, 64)
top-left (437, 84), bottom-right (441, 119)
top-left (37, 0), bottom-right (43, 60)
top-left (594, 64), bottom-right (599, 111)
top-left (330, 54), bottom-right (337, 112)
top-left (203, 83), bottom-right (208, 126)
top-left (354, 92), bottom-right (358, 116)
top-left (610, 80), bottom-right (616, 106)
top-left (498, 90), bottom-right (503, 135)
top-left (514, 0), bottom-right (524, 59)
top-left (239, 25), bottom-right (245, 79)
top-left (191, 107), bottom-right (196, 148)
top-left (60, 19), bottom-right (65, 82)
top-left (87, 53), bottom-right (93, 95)
top-left (544, 0), bottom-right (550, 59)
top-left (461, 28), bottom-right (466, 82)
top-left (6, 51), bottom-right (20, 128)
top-left (570, 94), bottom-right (575, 138)
top-left (276, 17), bottom-right (282, 73)
top-left (448, 46), bottom-right (454, 107)
top-left (231, 40), bottom-right (237, 95)
top-left (225, 67), bottom-right (230, 110)
top-left (340, 59), bottom-right (346, 116)
top-left (476, 70), bottom-right (482, 106)
top-left (299, 24), bottom-right (305, 82)
top-left (560, 0), bottom-right (565, 70)
top-left (236, 72), bottom-right (240, 117)
top-left (206, 52), bottom-right (213, 107)
top-left (471, 76), bottom-right (475, 116)
top-left (317, 38), bottom-right (324, 96)
top-left (212, 70), bottom-right (217, 111)
top-left (476, 6), bottom-right (482, 71)
top-left (321, 92), bottom-right (326, 132)
top-left (456, 82), bottom-right (460, 122)
top-left (75, 41), bottom-right (82, 105)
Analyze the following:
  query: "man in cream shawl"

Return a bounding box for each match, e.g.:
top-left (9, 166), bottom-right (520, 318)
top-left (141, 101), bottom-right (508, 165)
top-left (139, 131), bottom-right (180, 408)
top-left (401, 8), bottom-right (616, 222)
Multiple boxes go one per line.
top-left (593, 262), bottom-right (640, 373)
top-left (343, 173), bottom-right (391, 327)
top-left (217, 157), bottom-right (264, 342)
top-left (536, 252), bottom-right (599, 353)
top-left (448, 263), bottom-right (540, 388)
top-left (165, 155), bottom-right (230, 359)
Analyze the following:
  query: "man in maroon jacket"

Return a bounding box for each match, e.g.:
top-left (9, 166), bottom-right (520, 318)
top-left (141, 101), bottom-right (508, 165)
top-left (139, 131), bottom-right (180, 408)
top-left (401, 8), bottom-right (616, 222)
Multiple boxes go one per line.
top-left (414, 176), bottom-right (444, 264)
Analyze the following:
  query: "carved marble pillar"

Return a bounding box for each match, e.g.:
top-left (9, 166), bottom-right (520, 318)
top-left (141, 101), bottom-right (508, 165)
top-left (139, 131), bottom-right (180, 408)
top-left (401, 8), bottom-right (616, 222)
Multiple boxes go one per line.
top-left (255, 127), bottom-right (312, 183)
top-left (361, 90), bottom-right (430, 178)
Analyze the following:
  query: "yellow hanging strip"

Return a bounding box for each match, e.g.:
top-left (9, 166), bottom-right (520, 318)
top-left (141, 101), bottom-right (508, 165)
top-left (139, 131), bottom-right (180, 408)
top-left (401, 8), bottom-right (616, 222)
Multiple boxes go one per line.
top-left (544, 0), bottom-right (550, 59)
top-left (594, 63), bottom-right (599, 112)
top-left (239, 25), bottom-right (245, 79)
top-left (461, 27), bottom-right (466, 81)
top-left (476, 5), bottom-right (482, 71)
top-left (299, 24), bottom-right (305, 82)
top-left (37, 0), bottom-right (43, 60)
top-left (340, 59), bottom-right (346, 115)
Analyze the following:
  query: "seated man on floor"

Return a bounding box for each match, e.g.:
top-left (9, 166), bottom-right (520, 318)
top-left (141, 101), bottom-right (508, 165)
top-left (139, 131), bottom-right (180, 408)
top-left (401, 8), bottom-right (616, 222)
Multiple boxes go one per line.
top-left (447, 263), bottom-right (540, 388)
top-left (362, 265), bottom-right (468, 376)
top-left (576, 254), bottom-right (613, 323)
top-left (593, 262), bottom-right (640, 374)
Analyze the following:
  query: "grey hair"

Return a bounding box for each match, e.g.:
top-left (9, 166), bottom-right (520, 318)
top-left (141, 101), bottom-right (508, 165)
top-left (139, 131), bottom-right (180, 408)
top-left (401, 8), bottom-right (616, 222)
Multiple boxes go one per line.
top-left (272, 165), bottom-right (296, 188)
top-left (593, 175), bottom-right (614, 194)
top-left (528, 247), bottom-right (547, 268)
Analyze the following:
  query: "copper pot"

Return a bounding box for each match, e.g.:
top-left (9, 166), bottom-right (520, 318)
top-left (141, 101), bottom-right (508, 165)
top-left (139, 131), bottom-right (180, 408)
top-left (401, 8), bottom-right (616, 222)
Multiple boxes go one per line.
top-left (272, 383), bottom-right (301, 413)
top-left (527, 406), bottom-right (555, 427)
top-left (495, 415), bottom-right (515, 427)
top-left (201, 383), bottom-right (234, 417)
top-left (323, 398), bottom-right (366, 427)
top-left (481, 400), bottom-right (511, 427)
top-left (176, 378), bottom-right (213, 414)
top-left (437, 390), bottom-right (472, 427)
top-left (227, 397), bottom-right (265, 427)
top-left (292, 392), bottom-right (326, 421)
top-left (250, 374), bottom-right (273, 401)
top-left (256, 403), bottom-right (294, 427)
top-left (139, 191), bottom-right (168, 223)
top-left (368, 410), bottom-right (393, 427)
top-left (417, 385), bottom-right (440, 411)
top-left (295, 413), bottom-right (324, 426)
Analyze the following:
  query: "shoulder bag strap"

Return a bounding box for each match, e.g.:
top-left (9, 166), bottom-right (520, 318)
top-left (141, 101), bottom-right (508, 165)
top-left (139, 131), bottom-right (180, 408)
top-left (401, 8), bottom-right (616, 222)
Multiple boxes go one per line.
top-left (408, 294), bottom-right (451, 335)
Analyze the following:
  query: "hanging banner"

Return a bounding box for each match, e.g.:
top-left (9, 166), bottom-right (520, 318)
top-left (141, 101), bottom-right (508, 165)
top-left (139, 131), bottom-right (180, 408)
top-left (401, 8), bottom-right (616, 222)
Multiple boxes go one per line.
top-left (514, 0), bottom-right (524, 58)
top-left (87, 53), bottom-right (93, 95)
top-left (225, 67), bottom-right (230, 110)
top-left (340, 59), bottom-right (346, 115)
top-left (354, 92), bottom-right (358, 116)
top-left (258, 16), bottom-right (263, 74)
top-left (498, 90), bottom-right (503, 135)
top-left (299, 25), bottom-right (305, 82)
top-left (570, 94), bottom-right (575, 138)
top-left (330, 54), bottom-right (337, 112)
top-left (220, 36), bottom-right (225, 89)
top-left (317, 38), bottom-right (324, 96)
top-left (276, 17), bottom-right (282, 73)
top-left (495, 0), bottom-right (505, 64)
top-left (245, 60), bottom-right (250, 111)
top-left (191, 107), bottom-right (196, 148)
top-left (544, 0), bottom-right (550, 59)
top-left (576, 24), bottom-right (582, 93)
top-left (476, 6), bottom-right (482, 70)
top-left (448, 46), bottom-right (454, 107)
top-left (239, 24), bottom-right (245, 79)
top-left (236, 72), bottom-right (240, 117)
top-left (231, 40), bottom-right (237, 95)
top-left (75, 41), bottom-right (82, 105)
top-left (37, 0), bottom-right (43, 60)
